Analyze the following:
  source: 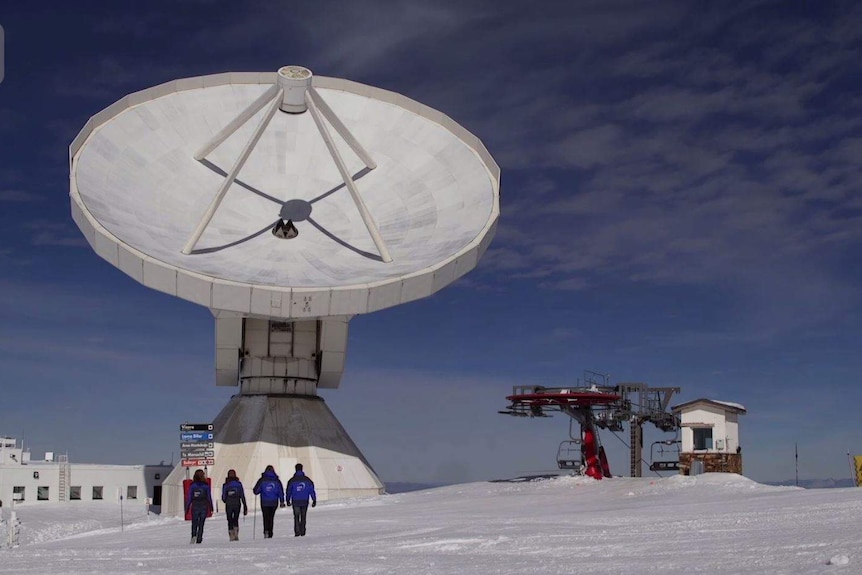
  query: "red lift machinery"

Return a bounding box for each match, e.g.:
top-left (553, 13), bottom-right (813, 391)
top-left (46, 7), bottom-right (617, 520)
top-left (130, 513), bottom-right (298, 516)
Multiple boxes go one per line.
top-left (500, 371), bottom-right (681, 478)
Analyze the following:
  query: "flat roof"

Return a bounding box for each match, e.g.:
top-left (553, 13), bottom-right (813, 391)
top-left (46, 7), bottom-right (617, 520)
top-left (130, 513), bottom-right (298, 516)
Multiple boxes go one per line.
top-left (672, 398), bottom-right (747, 414)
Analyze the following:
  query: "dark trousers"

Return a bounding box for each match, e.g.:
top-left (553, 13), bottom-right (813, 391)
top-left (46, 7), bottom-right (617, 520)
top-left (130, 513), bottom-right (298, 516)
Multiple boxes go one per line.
top-left (292, 503), bottom-right (309, 536)
top-left (191, 507), bottom-right (208, 543)
top-left (261, 505), bottom-right (277, 537)
top-left (226, 504), bottom-right (240, 530)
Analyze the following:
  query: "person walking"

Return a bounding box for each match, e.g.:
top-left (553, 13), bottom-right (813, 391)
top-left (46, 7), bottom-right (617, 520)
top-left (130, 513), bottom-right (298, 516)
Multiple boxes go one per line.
top-left (285, 463), bottom-right (317, 537)
top-left (221, 469), bottom-right (248, 541)
top-left (252, 464), bottom-right (285, 538)
top-left (185, 469), bottom-right (214, 544)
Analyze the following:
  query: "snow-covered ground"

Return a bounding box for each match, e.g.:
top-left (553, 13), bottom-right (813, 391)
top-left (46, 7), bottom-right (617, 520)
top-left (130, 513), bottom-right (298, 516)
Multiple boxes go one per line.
top-left (1, 473), bottom-right (859, 574)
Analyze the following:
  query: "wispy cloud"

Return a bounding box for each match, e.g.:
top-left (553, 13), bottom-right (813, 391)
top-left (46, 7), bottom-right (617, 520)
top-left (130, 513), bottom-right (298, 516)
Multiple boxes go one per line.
top-left (432, 2), bottom-right (862, 341)
top-left (38, 2), bottom-right (862, 342)
top-left (0, 189), bottom-right (43, 202)
top-left (22, 221), bottom-right (88, 247)
top-left (53, 56), bottom-right (187, 101)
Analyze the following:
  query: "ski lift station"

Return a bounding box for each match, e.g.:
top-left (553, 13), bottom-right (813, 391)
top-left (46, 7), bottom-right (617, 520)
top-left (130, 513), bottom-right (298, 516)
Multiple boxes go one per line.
top-left (501, 372), bottom-right (748, 478)
top-left (0, 437), bottom-right (171, 508)
top-left (500, 372), bottom-right (683, 478)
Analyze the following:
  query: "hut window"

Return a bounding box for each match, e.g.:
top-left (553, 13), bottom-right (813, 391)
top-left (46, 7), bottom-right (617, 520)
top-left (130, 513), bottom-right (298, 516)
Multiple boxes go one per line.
top-left (693, 428), bottom-right (713, 450)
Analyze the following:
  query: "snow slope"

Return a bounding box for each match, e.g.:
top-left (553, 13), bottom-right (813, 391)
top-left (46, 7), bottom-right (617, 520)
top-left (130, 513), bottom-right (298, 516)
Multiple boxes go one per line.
top-left (0, 473), bottom-right (859, 574)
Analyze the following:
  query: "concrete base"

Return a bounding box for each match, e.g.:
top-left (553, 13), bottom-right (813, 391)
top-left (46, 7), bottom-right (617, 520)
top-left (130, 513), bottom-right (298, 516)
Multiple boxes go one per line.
top-left (162, 395), bottom-right (384, 517)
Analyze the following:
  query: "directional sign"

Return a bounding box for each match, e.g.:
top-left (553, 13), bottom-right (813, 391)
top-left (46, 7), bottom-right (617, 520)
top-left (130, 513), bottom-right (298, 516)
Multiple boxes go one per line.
top-left (178, 422), bottom-right (216, 469)
top-left (180, 432), bottom-right (213, 441)
top-left (181, 450), bottom-right (215, 458)
top-left (182, 458), bottom-right (215, 467)
top-left (180, 442), bottom-right (214, 450)
top-left (180, 423), bottom-right (213, 432)
top-left (181, 445), bottom-right (214, 453)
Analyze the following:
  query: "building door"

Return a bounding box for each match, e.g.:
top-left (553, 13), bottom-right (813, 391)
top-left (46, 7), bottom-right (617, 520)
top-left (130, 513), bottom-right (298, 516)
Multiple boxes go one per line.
top-left (153, 485), bottom-right (162, 506)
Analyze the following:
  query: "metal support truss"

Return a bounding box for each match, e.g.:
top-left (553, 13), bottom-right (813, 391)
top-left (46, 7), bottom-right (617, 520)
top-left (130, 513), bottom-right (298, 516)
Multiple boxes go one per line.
top-left (183, 79), bottom-right (389, 261)
top-left (500, 372), bottom-right (681, 478)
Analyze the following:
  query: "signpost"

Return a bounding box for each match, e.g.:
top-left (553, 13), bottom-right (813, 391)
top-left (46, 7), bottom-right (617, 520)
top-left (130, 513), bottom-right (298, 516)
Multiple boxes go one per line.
top-left (179, 424), bottom-right (215, 467)
top-left (180, 423), bottom-right (215, 521)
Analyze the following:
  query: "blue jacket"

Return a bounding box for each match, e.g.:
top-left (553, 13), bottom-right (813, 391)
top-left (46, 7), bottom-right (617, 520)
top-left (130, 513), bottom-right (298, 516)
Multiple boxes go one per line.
top-left (286, 471), bottom-right (317, 505)
top-left (185, 480), bottom-right (214, 513)
top-left (221, 479), bottom-right (248, 512)
top-left (253, 469), bottom-right (285, 507)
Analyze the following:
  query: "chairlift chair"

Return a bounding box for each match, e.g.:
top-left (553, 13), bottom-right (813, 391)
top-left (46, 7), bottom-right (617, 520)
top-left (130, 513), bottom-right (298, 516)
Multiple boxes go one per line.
top-left (648, 439), bottom-right (681, 472)
top-left (557, 439), bottom-right (582, 471)
top-left (557, 418), bottom-right (583, 470)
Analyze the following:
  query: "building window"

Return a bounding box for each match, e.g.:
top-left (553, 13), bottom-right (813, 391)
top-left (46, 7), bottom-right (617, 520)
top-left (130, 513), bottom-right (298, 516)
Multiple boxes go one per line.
top-left (93, 486), bottom-right (103, 500)
top-left (693, 428), bottom-right (713, 450)
top-left (70, 486), bottom-right (82, 500)
top-left (12, 486), bottom-right (25, 501)
top-left (37, 486), bottom-right (49, 501)
top-left (127, 486), bottom-right (138, 500)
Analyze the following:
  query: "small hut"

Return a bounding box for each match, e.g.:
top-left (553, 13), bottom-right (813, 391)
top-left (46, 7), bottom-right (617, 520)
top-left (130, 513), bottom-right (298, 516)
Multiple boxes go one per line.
top-left (671, 399), bottom-right (746, 475)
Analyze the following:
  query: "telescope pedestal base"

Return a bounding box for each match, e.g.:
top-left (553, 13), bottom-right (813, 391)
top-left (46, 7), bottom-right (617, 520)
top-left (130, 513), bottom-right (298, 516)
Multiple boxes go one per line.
top-left (162, 394), bottom-right (384, 517)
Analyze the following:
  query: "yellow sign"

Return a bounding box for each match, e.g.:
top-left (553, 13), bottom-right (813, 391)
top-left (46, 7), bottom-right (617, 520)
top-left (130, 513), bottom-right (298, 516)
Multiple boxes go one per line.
top-left (855, 455), bottom-right (862, 487)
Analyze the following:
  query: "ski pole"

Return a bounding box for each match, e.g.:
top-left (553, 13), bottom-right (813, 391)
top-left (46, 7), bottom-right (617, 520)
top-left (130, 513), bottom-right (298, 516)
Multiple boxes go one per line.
top-left (253, 494), bottom-right (257, 539)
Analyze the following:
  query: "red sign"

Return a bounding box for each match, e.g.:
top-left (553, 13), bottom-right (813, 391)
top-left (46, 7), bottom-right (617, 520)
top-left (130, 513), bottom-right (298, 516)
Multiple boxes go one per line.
top-left (182, 458), bottom-right (215, 467)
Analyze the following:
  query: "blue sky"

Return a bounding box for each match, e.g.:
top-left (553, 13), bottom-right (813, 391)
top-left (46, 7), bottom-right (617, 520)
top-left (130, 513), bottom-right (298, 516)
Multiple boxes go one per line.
top-left (1, 1), bottom-right (861, 485)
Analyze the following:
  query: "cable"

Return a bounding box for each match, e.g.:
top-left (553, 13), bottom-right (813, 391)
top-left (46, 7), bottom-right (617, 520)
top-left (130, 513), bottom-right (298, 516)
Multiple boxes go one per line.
top-left (608, 429), bottom-right (663, 478)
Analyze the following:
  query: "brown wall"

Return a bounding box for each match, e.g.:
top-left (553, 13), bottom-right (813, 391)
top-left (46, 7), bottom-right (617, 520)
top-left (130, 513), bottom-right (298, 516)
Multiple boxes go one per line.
top-left (679, 453), bottom-right (742, 475)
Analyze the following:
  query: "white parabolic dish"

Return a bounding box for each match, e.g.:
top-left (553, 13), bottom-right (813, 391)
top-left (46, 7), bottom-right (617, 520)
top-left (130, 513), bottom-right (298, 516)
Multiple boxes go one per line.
top-left (69, 71), bottom-right (500, 319)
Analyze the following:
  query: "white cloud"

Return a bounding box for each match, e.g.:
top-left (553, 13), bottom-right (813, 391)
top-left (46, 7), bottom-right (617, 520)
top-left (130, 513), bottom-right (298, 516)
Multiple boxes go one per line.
top-left (0, 189), bottom-right (41, 202)
top-left (23, 221), bottom-right (88, 248)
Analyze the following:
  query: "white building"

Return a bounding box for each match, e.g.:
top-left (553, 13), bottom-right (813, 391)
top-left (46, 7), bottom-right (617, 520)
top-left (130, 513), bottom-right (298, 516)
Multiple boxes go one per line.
top-left (0, 437), bottom-right (171, 508)
top-left (671, 399), bottom-right (747, 474)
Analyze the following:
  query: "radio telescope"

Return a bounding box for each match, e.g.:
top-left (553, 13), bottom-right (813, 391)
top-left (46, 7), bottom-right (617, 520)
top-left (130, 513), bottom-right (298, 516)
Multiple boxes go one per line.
top-left (69, 66), bottom-right (500, 516)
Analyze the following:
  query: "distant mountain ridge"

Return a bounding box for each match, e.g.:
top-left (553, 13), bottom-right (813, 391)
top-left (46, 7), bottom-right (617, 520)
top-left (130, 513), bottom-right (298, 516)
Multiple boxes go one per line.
top-left (765, 478), bottom-right (857, 489)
